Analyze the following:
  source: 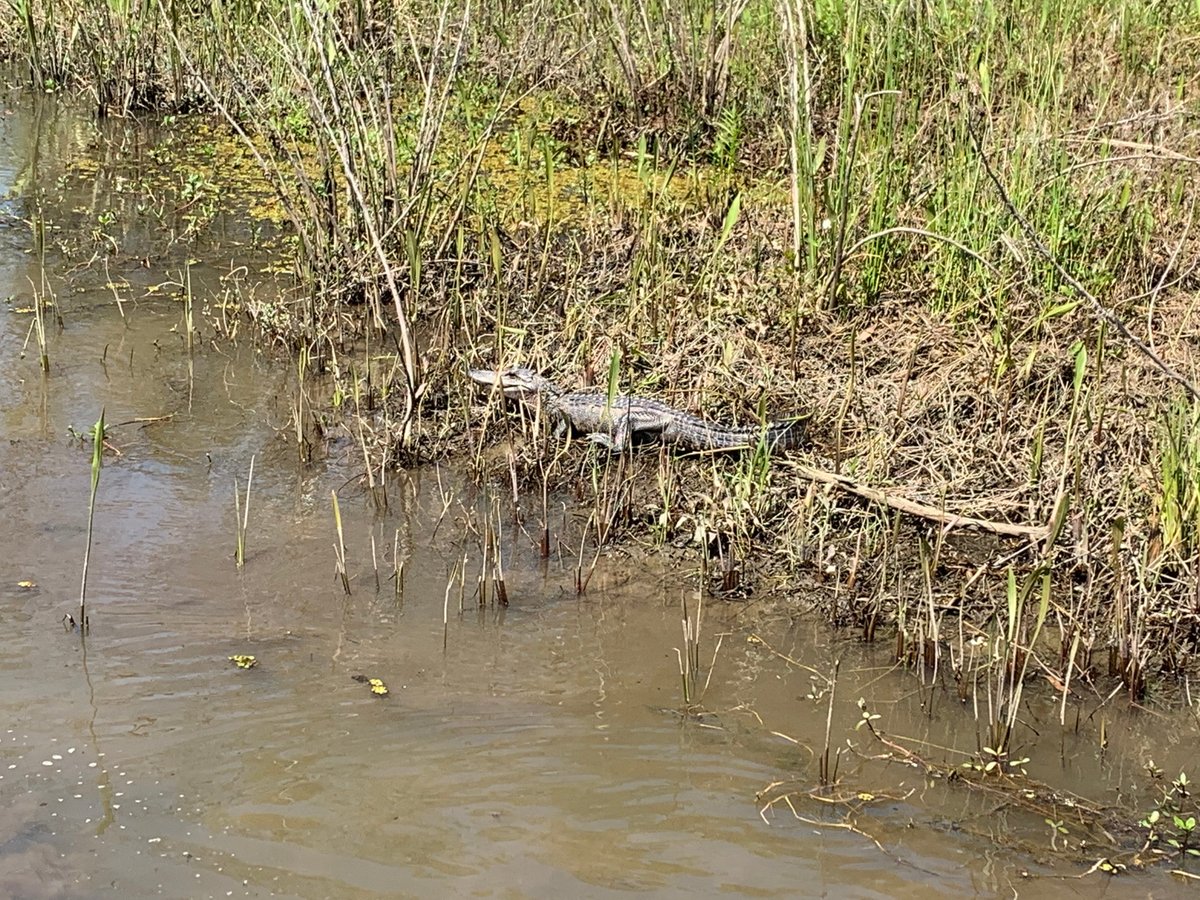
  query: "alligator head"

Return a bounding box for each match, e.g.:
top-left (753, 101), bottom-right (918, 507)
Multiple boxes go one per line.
top-left (467, 366), bottom-right (554, 401)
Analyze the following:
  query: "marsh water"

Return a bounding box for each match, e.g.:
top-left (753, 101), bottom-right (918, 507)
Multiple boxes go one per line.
top-left (1, 90), bottom-right (1196, 899)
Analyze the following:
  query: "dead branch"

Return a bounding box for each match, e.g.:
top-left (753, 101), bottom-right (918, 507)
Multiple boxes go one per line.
top-left (790, 460), bottom-right (1048, 541)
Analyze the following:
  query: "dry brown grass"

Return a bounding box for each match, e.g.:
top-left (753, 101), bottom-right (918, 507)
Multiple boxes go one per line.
top-left (408, 169), bottom-right (1200, 700)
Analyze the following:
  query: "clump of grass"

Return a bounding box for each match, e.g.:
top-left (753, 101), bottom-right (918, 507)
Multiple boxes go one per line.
top-left (972, 567), bottom-right (1050, 772)
top-left (1156, 398), bottom-right (1200, 562)
top-left (676, 591), bottom-right (703, 707)
top-left (676, 589), bottom-right (723, 709)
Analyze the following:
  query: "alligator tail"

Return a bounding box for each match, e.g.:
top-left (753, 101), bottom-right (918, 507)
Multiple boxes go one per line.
top-left (699, 415), bottom-right (807, 451)
top-left (762, 416), bottom-right (808, 451)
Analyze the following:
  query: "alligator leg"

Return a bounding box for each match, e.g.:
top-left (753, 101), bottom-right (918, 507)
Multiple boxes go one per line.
top-left (586, 411), bottom-right (632, 452)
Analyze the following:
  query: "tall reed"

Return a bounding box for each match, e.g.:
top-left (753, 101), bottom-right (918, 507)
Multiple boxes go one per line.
top-left (233, 455), bottom-right (254, 568)
top-left (331, 489), bottom-right (350, 595)
top-left (77, 410), bottom-right (106, 633)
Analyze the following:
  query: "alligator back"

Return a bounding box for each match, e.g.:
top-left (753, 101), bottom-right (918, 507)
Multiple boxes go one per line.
top-left (661, 411), bottom-right (806, 451)
top-left (550, 392), bottom-right (802, 451)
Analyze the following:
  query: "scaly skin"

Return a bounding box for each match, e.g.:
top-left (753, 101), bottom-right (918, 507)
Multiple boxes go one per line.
top-left (468, 367), bottom-right (805, 452)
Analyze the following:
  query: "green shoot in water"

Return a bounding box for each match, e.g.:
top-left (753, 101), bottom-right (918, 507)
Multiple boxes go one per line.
top-left (233, 454), bottom-right (255, 568)
top-left (77, 409), bottom-right (105, 633)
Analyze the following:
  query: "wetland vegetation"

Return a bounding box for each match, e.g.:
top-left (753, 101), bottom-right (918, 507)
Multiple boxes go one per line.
top-left (5, 0), bottom-right (1200, 880)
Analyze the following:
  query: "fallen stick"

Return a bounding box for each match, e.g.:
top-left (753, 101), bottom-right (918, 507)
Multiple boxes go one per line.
top-left (790, 461), bottom-right (1048, 541)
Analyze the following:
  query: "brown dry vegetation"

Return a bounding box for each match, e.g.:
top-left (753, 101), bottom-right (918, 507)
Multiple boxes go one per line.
top-left (5, 0), bottom-right (1200, 714)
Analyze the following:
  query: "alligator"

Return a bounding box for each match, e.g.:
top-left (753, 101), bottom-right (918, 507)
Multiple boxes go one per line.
top-left (468, 366), bottom-right (806, 452)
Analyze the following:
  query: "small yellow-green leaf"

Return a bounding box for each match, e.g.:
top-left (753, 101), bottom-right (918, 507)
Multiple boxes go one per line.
top-left (717, 192), bottom-right (742, 249)
top-left (1037, 299), bottom-right (1082, 323)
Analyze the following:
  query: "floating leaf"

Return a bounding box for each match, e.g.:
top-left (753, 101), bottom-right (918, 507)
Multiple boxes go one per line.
top-left (229, 655), bottom-right (257, 669)
top-left (17, 580), bottom-right (36, 588)
top-left (353, 674), bottom-right (390, 696)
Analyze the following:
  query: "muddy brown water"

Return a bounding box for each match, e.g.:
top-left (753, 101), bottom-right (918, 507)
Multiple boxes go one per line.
top-left (2, 89), bottom-right (1196, 899)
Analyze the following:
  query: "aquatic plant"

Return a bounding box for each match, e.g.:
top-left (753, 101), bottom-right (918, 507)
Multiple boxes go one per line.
top-left (76, 410), bottom-right (105, 634)
top-left (28, 207), bottom-right (52, 372)
top-left (331, 489), bottom-right (350, 595)
top-left (392, 528), bottom-right (405, 606)
top-left (233, 455), bottom-right (254, 569)
top-left (1139, 770), bottom-right (1200, 864)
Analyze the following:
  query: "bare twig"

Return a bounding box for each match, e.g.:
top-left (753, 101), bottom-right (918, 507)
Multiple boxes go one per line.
top-left (966, 115), bottom-right (1200, 402)
top-left (790, 460), bottom-right (1047, 541)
